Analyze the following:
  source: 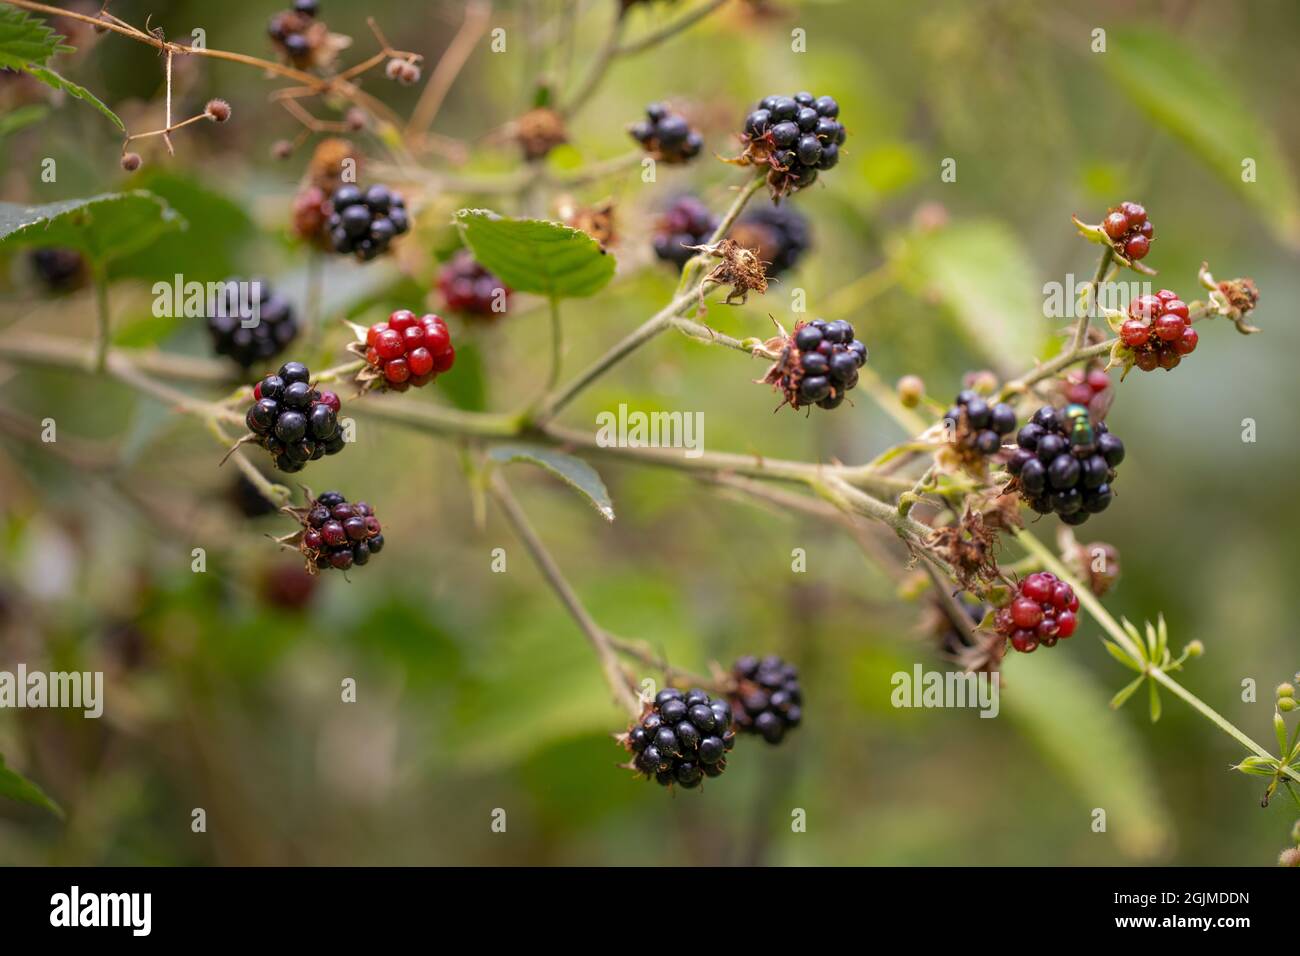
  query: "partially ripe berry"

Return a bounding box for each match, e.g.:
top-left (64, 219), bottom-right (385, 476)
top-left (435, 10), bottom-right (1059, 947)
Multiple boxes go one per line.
top-left (121, 152), bottom-right (142, 172)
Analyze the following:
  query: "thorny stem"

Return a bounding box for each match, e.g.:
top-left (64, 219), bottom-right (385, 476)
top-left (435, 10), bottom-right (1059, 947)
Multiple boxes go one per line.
top-left (488, 471), bottom-right (641, 716)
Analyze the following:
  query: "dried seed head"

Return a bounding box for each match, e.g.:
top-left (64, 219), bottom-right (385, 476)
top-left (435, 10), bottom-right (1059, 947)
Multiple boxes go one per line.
top-left (515, 107), bottom-right (568, 162)
top-left (120, 152), bottom-right (142, 172)
top-left (272, 139), bottom-right (295, 160)
top-left (204, 98), bottom-right (232, 123)
top-left (689, 238), bottom-right (768, 305)
top-left (345, 108), bottom-right (367, 132)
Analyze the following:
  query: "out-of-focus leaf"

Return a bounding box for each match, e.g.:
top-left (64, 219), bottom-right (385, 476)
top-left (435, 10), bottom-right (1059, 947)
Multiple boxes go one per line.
top-left (489, 443), bottom-right (614, 521)
top-left (0, 192), bottom-right (184, 265)
top-left (23, 65), bottom-right (123, 131)
top-left (0, 103), bottom-right (47, 139)
top-left (0, 754), bottom-right (63, 820)
top-left (455, 209), bottom-right (616, 299)
top-left (1147, 679), bottom-right (1162, 723)
top-left (1002, 651), bottom-right (1170, 860)
top-left (437, 337), bottom-right (486, 411)
top-left (893, 220), bottom-right (1048, 365)
top-left (1101, 27), bottom-right (1300, 248)
top-left (1110, 673), bottom-right (1145, 710)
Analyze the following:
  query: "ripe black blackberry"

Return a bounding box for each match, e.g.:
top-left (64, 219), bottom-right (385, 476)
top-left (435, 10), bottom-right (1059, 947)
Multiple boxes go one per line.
top-left (326, 184), bottom-right (410, 261)
top-left (736, 92), bottom-right (845, 200)
top-left (730, 203), bottom-right (811, 278)
top-left (29, 248), bottom-right (87, 293)
top-left (762, 318), bottom-right (868, 411)
top-left (628, 102), bottom-right (703, 164)
top-left (729, 656), bottom-right (802, 745)
top-left (624, 687), bottom-right (736, 789)
top-left (243, 362), bottom-right (345, 473)
top-left (942, 390), bottom-right (1018, 458)
top-left (652, 195), bottom-right (717, 270)
top-left (267, 3), bottom-right (320, 67)
top-left (293, 490), bottom-right (384, 574)
top-left (1007, 404), bottom-right (1124, 525)
top-left (206, 279), bottom-right (298, 368)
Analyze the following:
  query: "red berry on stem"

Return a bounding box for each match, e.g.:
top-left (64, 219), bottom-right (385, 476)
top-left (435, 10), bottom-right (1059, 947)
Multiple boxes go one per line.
top-left (1135, 350), bottom-right (1159, 372)
top-left (375, 329), bottom-right (404, 361)
top-left (402, 325), bottom-right (427, 350)
top-left (388, 309), bottom-right (416, 333)
top-left (1120, 319), bottom-right (1150, 348)
top-left (317, 390), bottom-right (341, 413)
top-left (1158, 349), bottom-right (1181, 370)
top-left (1057, 611), bottom-right (1078, 638)
top-left (366, 322), bottom-right (388, 348)
top-left (384, 357), bottom-right (411, 383)
top-left (1102, 212), bottom-right (1129, 240)
top-left (1119, 202), bottom-right (1146, 225)
top-left (432, 345), bottom-right (455, 372)
top-left (1175, 326), bottom-right (1198, 355)
top-left (1086, 369), bottom-right (1111, 392)
top-left (1022, 573), bottom-right (1052, 603)
top-left (1124, 234), bottom-right (1150, 260)
top-left (407, 347), bottom-right (434, 376)
top-left (1163, 299), bottom-right (1189, 322)
top-left (1129, 295), bottom-right (1160, 321)
top-left (1154, 313), bottom-right (1185, 341)
top-left (1011, 598), bottom-right (1044, 629)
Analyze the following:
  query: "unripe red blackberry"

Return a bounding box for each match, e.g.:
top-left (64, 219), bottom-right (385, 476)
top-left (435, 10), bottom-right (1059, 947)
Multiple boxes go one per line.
top-left (1100, 201), bottom-right (1154, 261)
top-left (357, 309), bottom-right (455, 391)
top-left (994, 572), bottom-right (1080, 652)
top-left (737, 92), bottom-right (845, 200)
top-left (623, 687), bottom-right (735, 788)
top-left (290, 490), bottom-right (383, 574)
top-left (1007, 404), bottom-right (1123, 525)
top-left (728, 656), bottom-right (802, 745)
top-left (243, 362), bottom-right (345, 472)
top-left (628, 102), bottom-right (703, 164)
top-left (325, 184), bottom-right (409, 261)
top-left (1118, 290), bottom-right (1196, 372)
top-left (762, 318), bottom-right (868, 411)
top-left (729, 203), bottom-right (811, 277)
top-left (652, 195), bottom-right (717, 271)
top-left (206, 279), bottom-right (299, 368)
top-left (437, 251), bottom-right (511, 317)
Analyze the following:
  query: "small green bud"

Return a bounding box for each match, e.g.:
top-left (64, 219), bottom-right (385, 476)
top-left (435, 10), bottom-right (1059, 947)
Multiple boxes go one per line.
top-left (1278, 682), bottom-right (1296, 700)
top-left (896, 375), bottom-right (924, 409)
top-left (1279, 698), bottom-right (1297, 713)
top-left (1185, 640), bottom-right (1204, 658)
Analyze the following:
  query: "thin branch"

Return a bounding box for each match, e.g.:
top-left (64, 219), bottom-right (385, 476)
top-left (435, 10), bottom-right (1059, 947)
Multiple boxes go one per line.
top-left (615, 0), bottom-right (732, 56)
top-left (406, 0), bottom-right (493, 142)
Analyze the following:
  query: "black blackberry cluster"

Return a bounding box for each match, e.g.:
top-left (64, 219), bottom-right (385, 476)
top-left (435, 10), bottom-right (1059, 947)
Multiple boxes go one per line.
top-left (742, 92), bottom-right (845, 197)
top-left (300, 491), bottom-right (383, 573)
top-left (244, 362), bottom-right (345, 473)
top-left (326, 184), bottom-right (410, 260)
top-left (206, 279), bottom-right (298, 369)
top-left (729, 656), bottom-right (802, 745)
top-left (626, 688), bottom-right (736, 789)
top-left (1008, 404), bottom-right (1124, 525)
top-left (942, 390), bottom-right (1018, 457)
top-left (628, 103), bottom-right (703, 164)
top-left (652, 195), bottom-right (717, 270)
top-left (731, 204), bottom-right (811, 277)
top-left (774, 318), bottom-right (867, 410)
top-left (30, 248), bottom-right (86, 292)
top-left (267, 1), bottom-right (320, 67)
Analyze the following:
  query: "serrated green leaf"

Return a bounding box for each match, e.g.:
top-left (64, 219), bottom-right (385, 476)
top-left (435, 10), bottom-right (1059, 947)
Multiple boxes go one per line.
top-left (22, 64), bottom-right (123, 130)
top-left (0, 5), bottom-right (73, 71)
top-left (0, 191), bottom-right (185, 265)
top-left (455, 209), bottom-right (616, 299)
top-left (1103, 639), bottom-right (1142, 672)
top-left (0, 754), bottom-right (63, 819)
top-left (1003, 651), bottom-right (1169, 859)
top-left (1101, 27), bottom-right (1300, 249)
top-left (1147, 678), bottom-right (1162, 723)
top-left (489, 443), bottom-right (614, 521)
top-left (1110, 674), bottom-right (1145, 710)
top-left (893, 220), bottom-right (1048, 366)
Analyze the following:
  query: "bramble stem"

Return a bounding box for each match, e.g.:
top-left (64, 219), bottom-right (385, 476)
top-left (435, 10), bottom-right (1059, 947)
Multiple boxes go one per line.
top-left (91, 266), bottom-right (110, 374)
top-left (1071, 245), bottom-right (1114, 352)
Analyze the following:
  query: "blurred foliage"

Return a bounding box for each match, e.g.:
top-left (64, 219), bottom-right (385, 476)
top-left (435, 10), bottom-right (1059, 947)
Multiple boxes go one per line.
top-left (0, 0), bottom-right (1298, 865)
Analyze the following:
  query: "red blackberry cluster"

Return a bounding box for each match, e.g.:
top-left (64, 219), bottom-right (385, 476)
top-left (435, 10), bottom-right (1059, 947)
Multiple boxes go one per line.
top-left (730, 203), bottom-right (811, 277)
top-left (729, 656), bottom-right (802, 745)
top-left (628, 103), bottom-right (703, 164)
top-left (1060, 365), bottom-right (1112, 419)
top-left (326, 184), bottom-right (410, 260)
top-left (437, 250), bottom-right (511, 317)
top-left (298, 491), bottom-right (384, 573)
top-left (361, 309), bottom-right (455, 389)
top-left (995, 572), bottom-right (1080, 653)
top-left (942, 390), bottom-right (1018, 457)
top-left (29, 248), bottom-right (86, 293)
top-left (206, 279), bottom-right (298, 369)
top-left (267, 1), bottom-right (322, 67)
top-left (625, 688), bottom-right (736, 789)
top-left (740, 92), bottom-right (845, 198)
top-left (1101, 201), bottom-right (1153, 262)
top-left (1119, 290), bottom-right (1197, 372)
top-left (1008, 405), bottom-right (1124, 525)
top-left (245, 362), bottom-right (345, 473)
top-left (764, 318), bottom-right (868, 411)
top-left (652, 195), bottom-right (717, 270)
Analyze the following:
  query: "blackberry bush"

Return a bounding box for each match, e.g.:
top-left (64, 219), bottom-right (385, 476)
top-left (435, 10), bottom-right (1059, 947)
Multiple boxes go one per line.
top-left (1007, 404), bottom-right (1124, 525)
top-left (206, 279), bottom-right (298, 369)
top-left (761, 318), bottom-right (868, 411)
top-left (437, 250), bottom-right (511, 317)
top-left (1101, 200), bottom-right (1154, 262)
top-left (735, 92), bottom-right (846, 199)
top-left (1118, 290), bottom-right (1197, 372)
top-left (995, 572), bottom-right (1080, 653)
top-left (628, 102), bottom-right (703, 164)
top-left (730, 203), bottom-right (811, 277)
top-left (942, 390), bottom-right (1018, 460)
top-left (243, 362), bottom-right (345, 473)
top-left (729, 656), bottom-right (802, 745)
top-left (623, 687), bottom-right (736, 789)
top-left (326, 184), bottom-right (410, 260)
top-left (652, 195), bottom-right (717, 270)
top-left (287, 490), bottom-right (384, 574)
top-left (353, 309), bottom-right (455, 390)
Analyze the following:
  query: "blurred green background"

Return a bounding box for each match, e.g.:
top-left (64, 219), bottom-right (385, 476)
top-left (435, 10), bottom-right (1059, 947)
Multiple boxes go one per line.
top-left (0, 0), bottom-right (1297, 865)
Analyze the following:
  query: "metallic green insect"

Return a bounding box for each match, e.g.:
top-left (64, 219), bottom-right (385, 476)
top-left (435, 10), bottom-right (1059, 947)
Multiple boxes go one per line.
top-left (1064, 402), bottom-right (1094, 448)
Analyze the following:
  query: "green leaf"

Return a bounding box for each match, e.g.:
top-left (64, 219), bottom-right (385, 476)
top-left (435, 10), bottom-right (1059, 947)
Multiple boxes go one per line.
top-left (893, 220), bottom-right (1048, 365)
top-left (1276, 711), bottom-right (1289, 758)
top-left (0, 191), bottom-right (185, 265)
top-left (1110, 674), bottom-right (1145, 710)
top-left (1232, 755), bottom-right (1279, 777)
top-left (0, 754), bottom-right (63, 820)
top-left (455, 209), bottom-right (616, 299)
top-left (1147, 678), bottom-right (1162, 723)
top-left (0, 103), bottom-right (47, 139)
top-left (1002, 651), bottom-right (1170, 859)
top-left (489, 443), bottom-right (614, 521)
top-left (0, 5), bottom-right (73, 70)
top-left (1102, 639), bottom-right (1142, 672)
top-left (1101, 27), bottom-right (1300, 249)
top-left (22, 64), bottom-right (123, 130)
